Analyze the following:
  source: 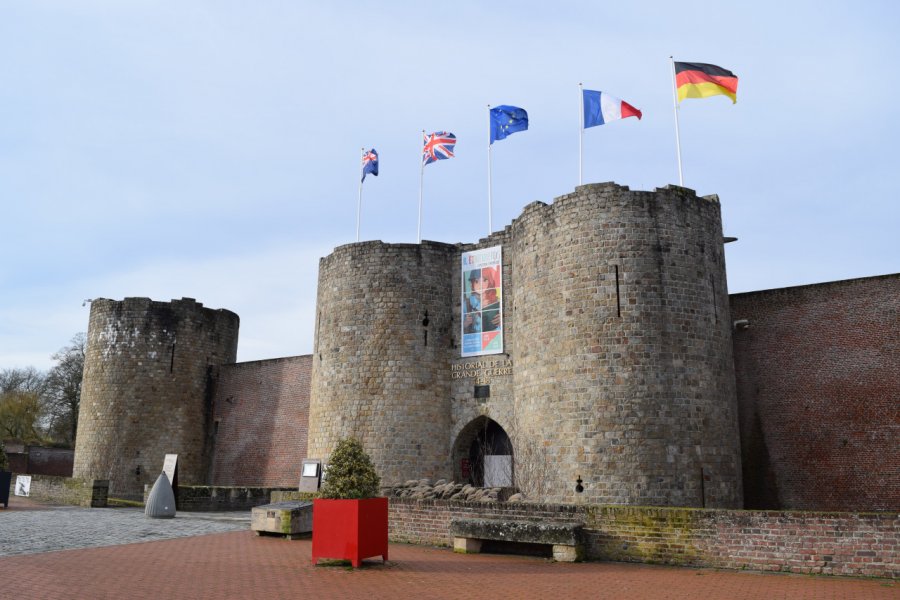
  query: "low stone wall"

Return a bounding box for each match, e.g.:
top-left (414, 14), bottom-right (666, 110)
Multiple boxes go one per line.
top-left (7, 474), bottom-right (107, 507)
top-left (388, 498), bottom-right (899, 579)
top-left (142, 485), bottom-right (294, 511)
top-left (390, 498), bottom-right (581, 547)
top-left (584, 506), bottom-right (897, 578)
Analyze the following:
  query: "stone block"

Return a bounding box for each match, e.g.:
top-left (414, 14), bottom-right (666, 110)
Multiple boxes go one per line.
top-left (453, 537), bottom-right (482, 554)
top-left (552, 544), bottom-right (580, 563)
top-left (251, 501), bottom-right (313, 539)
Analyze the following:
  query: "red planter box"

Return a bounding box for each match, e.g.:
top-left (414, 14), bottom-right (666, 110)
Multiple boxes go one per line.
top-left (312, 497), bottom-right (388, 567)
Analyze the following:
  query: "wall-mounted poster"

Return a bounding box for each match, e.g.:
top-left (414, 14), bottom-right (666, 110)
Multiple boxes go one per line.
top-left (461, 246), bottom-right (503, 357)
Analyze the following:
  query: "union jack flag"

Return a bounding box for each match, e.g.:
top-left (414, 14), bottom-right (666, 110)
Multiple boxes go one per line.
top-left (422, 131), bottom-right (456, 166)
top-left (361, 148), bottom-right (378, 182)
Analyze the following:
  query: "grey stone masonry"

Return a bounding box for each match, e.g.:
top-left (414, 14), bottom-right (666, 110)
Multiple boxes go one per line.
top-left (309, 242), bottom-right (457, 484)
top-left (310, 183), bottom-right (743, 507)
top-left (450, 518), bottom-right (585, 562)
top-left (452, 184), bottom-right (742, 506)
top-left (74, 297), bottom-right (239, 499)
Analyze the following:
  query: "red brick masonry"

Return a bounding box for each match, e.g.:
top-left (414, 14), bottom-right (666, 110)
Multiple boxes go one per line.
top-left (389, 498), bottom-right (899, 578)
top-left (731, 274), bottom-right (899, 511)
top-left (209, 355), bottom-right (311, 487)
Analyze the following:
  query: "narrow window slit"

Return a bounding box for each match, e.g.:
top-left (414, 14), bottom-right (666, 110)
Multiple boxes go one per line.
top-left (615, 265), bottom-right (621, 318)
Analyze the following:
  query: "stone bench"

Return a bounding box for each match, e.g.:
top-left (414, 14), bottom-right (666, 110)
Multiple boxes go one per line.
top-left (251, 501), bottom-right (313, 539)
top-left (450, 518), bottom-right (584, 562)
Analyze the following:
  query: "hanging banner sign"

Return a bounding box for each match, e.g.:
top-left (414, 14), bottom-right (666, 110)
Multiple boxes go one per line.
top-left (461, 246), bottom-right (503, 357)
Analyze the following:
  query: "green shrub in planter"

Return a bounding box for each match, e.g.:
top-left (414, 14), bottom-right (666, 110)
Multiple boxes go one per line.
top-left (0, 440), bottom-right (9, 472)
top-left (312, 437), bottom-right (388, 566)
top-left (319, 437), bottom-right (381, 500)
top-left (0, 440), bottom-right (10, 508)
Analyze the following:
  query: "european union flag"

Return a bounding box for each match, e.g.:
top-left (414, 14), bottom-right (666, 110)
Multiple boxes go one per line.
top-left (490, 105), bottom-right (528, 144)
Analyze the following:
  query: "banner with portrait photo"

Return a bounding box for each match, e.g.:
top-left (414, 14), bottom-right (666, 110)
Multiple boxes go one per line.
top-left (461, 246), bottom-right (503, 357)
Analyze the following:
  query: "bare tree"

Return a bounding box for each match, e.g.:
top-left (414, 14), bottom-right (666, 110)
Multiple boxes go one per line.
top-left (504, 411), bottom-right (553, 501)
top-left (43, 334), bottom-right (86, 447)
top-left (467, 413), bottom-right (553, 501)
top-left (0, 367), bottom-right (46, 396)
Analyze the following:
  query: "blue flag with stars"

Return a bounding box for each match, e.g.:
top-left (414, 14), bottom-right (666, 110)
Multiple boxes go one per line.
top-left (490, 105), bottom-right (528, 144)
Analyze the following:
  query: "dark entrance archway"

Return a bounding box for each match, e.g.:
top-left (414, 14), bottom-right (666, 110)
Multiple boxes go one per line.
top-left (452, 416), bottom-right (513, 487)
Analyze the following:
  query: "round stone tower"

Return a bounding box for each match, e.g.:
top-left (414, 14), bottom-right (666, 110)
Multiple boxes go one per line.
top-left (73, 297), bottom-right (239, 499)
top-left (310, 183), bottom-right (743, 507)
top-left (308, 241), bottom-right (457, 485)
top-left (491, 183), bottom-right (742, 506)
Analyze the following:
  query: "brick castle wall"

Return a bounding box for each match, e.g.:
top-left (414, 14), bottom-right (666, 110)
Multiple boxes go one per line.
top-left (23, 446), bottom-right (74, 477)
top-left (208, 355), bottom-right (311, 487)
top-left (73, 297), bottom-right (239, 499)
top-left (731, 275), bottom-right (899, 511)
top-left (389, 498), bottom-right (899, 578)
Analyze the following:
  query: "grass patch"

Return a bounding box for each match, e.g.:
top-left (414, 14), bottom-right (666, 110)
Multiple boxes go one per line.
top-left (107, 497), bottom-right (145, 508)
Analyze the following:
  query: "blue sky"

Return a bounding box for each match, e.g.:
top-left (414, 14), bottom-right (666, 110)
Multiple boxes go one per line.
top-left (2, 1), bottom-right (897, 370)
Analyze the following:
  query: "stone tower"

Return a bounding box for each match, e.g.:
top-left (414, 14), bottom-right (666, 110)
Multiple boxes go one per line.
top-left (73, 297), bottom-right (239, 499)
top-left (310, 183), bottom-right (743, 507)
top-left (308, 242), bottom-right (458, 484)
top-left (484, 183), bottom-right (743, 506)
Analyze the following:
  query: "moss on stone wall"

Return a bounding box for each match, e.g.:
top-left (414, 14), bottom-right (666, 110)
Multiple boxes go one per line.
top-left (584, 506), bottom-right (702, 565)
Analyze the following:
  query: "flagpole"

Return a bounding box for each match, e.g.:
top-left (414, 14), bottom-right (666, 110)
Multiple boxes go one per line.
top-left (578, 83), bottom-right (584, 187)
top-left (487, 104), bottom-right (493, 235)
top-left (418, 130), bottom-right (424, 243)
top-left (357, 147), bottom-right (364, 242)
top-left (669, 56), bottom-right (685, 186)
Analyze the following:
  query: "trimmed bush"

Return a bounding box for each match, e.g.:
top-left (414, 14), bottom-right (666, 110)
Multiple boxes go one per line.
top-left (0, 440), bottom-right (8, 472)
top-left (319, 438), bottom-right (381, 500)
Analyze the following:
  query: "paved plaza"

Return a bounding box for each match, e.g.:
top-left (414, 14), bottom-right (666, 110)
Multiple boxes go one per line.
top-left (0, 497), bottom-right (896, 599)
top-left (0, 498), bottom-right (248, 557)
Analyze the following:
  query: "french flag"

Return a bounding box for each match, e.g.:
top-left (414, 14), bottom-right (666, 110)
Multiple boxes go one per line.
top-left (583, 90), bottom-right (642, 128)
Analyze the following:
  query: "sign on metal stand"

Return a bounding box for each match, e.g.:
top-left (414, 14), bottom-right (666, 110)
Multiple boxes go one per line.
top-left (162, 454), bottom-right (178, 502)
top-left (299, 459), bottom-right (322, 492)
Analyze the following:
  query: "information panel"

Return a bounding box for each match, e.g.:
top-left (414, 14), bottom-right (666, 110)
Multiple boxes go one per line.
top-left (461, 246), bottom-right (503, 357)
top-left (162, 454), bottom-right (178, 485)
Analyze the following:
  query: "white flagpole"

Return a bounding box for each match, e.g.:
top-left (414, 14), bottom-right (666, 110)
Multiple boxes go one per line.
top-left (418, 130), bottom-right (424, 243)
top-left (669, 56), bottom-right (685, 186)
top-left (356, 147), bottom-right (364, 242)
top-left (578, 83), bottom-right (584, 187)
top-left (487, 104), bottom-right (493, 235)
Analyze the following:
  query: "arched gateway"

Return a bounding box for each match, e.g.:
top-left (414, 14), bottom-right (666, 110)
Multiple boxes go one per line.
top-left (452, 417), bottom-right (513, 488)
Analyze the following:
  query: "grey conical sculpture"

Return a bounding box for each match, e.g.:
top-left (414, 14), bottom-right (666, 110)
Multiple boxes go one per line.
top-left (145, 473), bottom-right (176, 518)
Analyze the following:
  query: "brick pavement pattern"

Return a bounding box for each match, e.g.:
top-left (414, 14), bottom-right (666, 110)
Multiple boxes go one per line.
top-left (0, 502), bottom-right (895, 600)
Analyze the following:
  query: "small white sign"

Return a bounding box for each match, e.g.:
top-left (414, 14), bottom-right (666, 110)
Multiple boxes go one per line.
top-left (15, 475), bottom-right (31, 497)
top-left (162, 454), bottom-right (178, 484)
top-left (484, 455), bottom-right (513, 488)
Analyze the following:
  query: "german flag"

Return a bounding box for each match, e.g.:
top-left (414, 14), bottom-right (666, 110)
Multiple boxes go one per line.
top-left (675, 62), bottom-right (738, 104)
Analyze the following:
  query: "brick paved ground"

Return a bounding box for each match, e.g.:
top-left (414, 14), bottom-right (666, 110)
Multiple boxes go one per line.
top-left (0, 498), bottom-right (895, 600)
